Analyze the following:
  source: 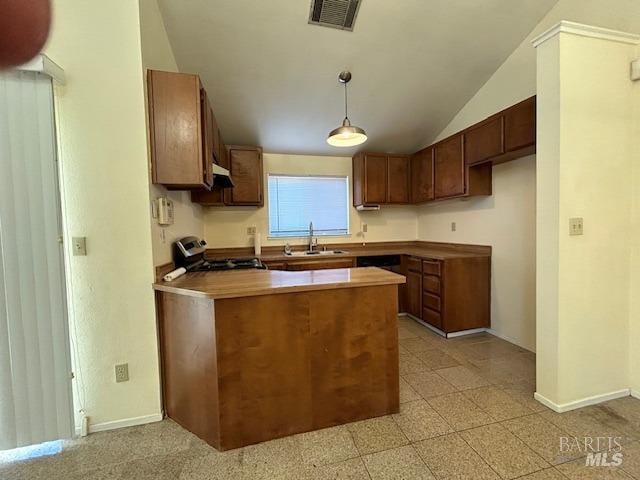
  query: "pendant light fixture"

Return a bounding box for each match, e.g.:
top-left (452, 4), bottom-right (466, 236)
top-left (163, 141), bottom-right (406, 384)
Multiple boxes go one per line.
top-left (327, 71), bottom-right (367, 147)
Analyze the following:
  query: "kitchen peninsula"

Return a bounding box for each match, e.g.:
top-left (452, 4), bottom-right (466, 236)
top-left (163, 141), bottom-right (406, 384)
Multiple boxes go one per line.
top-left (153, 266), bottom-right (404, 451)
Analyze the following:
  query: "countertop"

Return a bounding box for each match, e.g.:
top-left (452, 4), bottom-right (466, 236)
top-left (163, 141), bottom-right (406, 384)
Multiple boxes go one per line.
top-left (258, 247), bottom-right (486, 262)
top-left (204, 241), bottom-right (491, 263)
top-left (153, 266), bottom-right (406, 300)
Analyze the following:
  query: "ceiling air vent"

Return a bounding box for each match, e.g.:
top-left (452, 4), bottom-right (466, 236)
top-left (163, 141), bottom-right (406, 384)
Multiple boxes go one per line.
top-left (308, 0), bottom-right (362, 31)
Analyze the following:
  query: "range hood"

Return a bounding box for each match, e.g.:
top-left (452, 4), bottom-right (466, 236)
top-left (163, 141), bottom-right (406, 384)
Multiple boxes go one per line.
top-left (355, 204), bottom-right (381, 211)
top-left (212, 163), bottom-right (234, 188)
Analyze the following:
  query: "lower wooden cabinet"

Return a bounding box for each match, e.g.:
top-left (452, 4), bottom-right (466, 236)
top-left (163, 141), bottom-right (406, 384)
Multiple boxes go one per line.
top-left (404, 257), bottom-right (422, 319)
top-left (263, 258), bottom-right (356, 271)
top-left (262, 261), bottom-right (286, 270)
top-left (401, 255), bottom-right (490, 334)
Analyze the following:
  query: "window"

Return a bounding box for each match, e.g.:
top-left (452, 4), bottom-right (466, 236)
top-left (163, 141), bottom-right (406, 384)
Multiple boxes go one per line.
top-left (268, 175), bottom-right (350, 237)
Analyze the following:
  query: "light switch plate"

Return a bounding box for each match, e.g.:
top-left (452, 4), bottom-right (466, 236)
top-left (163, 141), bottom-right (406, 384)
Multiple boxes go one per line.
top-left (72, 237), bottom-right (87, 256)
top-left (362, 223), bottom-right (368, 233)
top-left (569, 217), bottom-right (584, 236)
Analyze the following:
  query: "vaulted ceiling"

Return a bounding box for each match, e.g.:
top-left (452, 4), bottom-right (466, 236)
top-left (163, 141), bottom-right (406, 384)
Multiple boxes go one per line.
top-left (157, 0), bottom-right (557, 155)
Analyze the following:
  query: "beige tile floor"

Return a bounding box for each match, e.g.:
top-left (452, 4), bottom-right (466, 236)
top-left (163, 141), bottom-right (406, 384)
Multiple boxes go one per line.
top-left (1, 315), bottom-right (639, 479)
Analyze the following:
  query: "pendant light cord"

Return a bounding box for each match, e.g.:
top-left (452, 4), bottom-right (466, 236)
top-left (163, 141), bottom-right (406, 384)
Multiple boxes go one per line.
top-left (344, 81), bottom-right (349, 120)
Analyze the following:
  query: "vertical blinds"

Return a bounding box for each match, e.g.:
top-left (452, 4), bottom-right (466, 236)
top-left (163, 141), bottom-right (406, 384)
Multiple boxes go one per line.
top-left (268, 175), bottom-right (349, 237)
top-left (0, 71), bottom-right (74, 449)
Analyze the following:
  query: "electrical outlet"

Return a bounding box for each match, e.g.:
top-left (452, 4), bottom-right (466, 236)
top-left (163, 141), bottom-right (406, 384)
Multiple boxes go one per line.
top-left (72, 237), bottom-right (87, 256)
top-left (115, 363), bottom-right (129, 383)
top-left (451, 222), bottom-right (457, 232)
top-left (569, 217), bottom-right (584, 236)
top-left (362, 223), bottom-right (368, 233)
top-left (247, 226), bottom-right (257, 235)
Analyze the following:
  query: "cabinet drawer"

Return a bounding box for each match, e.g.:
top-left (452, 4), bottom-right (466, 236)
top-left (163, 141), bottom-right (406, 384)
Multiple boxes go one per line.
top-left (263, 261), bottom-right (286, 271)
top-left (423, 292), bottom-right (441, 312)
top-left (422, 260), bottom-right (441, 276)
top-left (407, 257), bottom-right (422, 273)
top-left (423, 275), bottom-right (440, 294)
top-left (423, 307), bottom-right (442, 329)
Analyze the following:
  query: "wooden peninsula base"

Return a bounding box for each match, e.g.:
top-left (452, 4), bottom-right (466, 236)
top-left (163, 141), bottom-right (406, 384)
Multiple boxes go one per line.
top-left (154, 268), bottom-right (403, 451)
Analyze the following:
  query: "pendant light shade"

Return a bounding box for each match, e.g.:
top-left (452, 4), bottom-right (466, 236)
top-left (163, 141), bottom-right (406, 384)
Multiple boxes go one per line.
top-left (327, 71), bottom-right (367, 147)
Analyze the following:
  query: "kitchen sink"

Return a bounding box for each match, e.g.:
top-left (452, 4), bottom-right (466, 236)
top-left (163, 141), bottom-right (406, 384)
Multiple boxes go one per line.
top-left (286, 250), bottom-right (346, 256)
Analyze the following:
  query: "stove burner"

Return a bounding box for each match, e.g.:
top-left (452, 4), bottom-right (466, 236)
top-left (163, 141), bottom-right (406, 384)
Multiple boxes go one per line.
top-left (189, 257), bottom-right (264, 272)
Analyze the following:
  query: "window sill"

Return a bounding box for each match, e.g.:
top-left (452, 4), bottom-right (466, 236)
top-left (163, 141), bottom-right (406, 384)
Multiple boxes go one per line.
top-left (267, 233), bottom-right (352, 240)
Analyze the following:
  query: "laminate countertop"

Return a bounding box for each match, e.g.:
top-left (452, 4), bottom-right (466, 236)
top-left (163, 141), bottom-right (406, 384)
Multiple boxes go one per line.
top-left (260, 247), bottom-right (487, 262)
top-left (204, 242), bottom-right (491, 262)
top-left (153, 266), bottom-right (405, 300)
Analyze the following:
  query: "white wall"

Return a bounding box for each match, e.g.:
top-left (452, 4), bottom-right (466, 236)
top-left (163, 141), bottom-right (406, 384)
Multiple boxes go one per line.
top-left (536, 26), bottom-right (638, 408)
top-left (417, 158), bottom-right (536, 351)
top-left (203, 153), bottom-right (418, 249)
top-left (416, 0), bottom-right (640, 354)
top-left (139, 0), bottom-right (205, 266)
top-left (45, 0), bottom-right (161, 428)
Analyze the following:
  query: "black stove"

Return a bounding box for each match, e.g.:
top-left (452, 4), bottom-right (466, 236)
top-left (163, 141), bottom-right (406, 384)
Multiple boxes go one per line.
top-left (174, 236), bottom-right (264, 272)
top-left (190, 258), bottom-right (263, 272)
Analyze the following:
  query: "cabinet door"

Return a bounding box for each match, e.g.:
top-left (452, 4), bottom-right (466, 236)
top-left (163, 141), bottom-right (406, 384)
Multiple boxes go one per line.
top-left (434, 134), bottom-right (465, 199)
top-left (504, 96), bottom-right (536, 152)
top-left (410, 147), bottom-right (434, 203)
top-left (227, 146), bottom-right (264, 206)
top-left (464, 115), bottom-right (504, 165)
top-left (191, 139), bottom-right (228, 206)
top-left (148, 70), bottom-right (206, 188)
top-left (286, 259), bottom-right (355, 271)
top-left (200, 92), bottom-right (214, 188)
top-left (387, 155), bottom-right (409, 203)
top-left (406, 270), bottom-right (422, 319)
top-left (364, 154), bottom-right (387, 204)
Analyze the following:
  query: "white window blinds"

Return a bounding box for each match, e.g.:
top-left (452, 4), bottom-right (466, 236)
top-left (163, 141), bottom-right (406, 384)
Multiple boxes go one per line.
top-left (268, 175), bottom-right (350, 237)
top-left (0, 70), bottom-right (74, 449)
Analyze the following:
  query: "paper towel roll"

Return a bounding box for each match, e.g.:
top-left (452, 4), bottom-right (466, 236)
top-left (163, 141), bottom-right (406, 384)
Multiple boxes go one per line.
top-left (163, 267), bottom-right (186, 282)
top-left (254, 233), bottom-right (262, 256)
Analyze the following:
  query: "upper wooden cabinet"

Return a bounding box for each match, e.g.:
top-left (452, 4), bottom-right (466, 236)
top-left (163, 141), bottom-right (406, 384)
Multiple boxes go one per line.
top-left (410, 147), bottom-right (434, 203)
top-left (190, 144), bottom-right (227, 206)
top-left (464, 96), bottom-right (536, 166)
top-left (192, 145), bottom-right (263, 207)
top-left (504, 96), bottom-right (536, 153)
top-left (434, 134), bottom-right (465, 199)
top-left (225, 146), bottom-right (264, 206)
top-left (464, 114), bottom-right (503, 166)
top-left (387, 155), bottom-right (410, 203)
top-left (147, 70), bottom-right (213, 190)
top-left (352, 153), bottom-right (410, 207)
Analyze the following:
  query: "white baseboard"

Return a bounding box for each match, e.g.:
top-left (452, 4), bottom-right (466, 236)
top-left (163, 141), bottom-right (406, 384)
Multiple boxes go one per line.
top-left (75, 413), bottom-right (163, 436)
top-left (631, 390), bottom-right (640, 400)
top-left (401, 314), bottom-right (491, 339)
top-left (447, 328), bottom-right (487, 338)
top-left (486, 328), bottom-right (535, 353)
top-left (534, 389), bottom-right (631, 413)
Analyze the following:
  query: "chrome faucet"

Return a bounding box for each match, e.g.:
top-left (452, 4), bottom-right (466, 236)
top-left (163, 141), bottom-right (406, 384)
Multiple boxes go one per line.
top-left (308, 221), bottom-right (318, 253)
